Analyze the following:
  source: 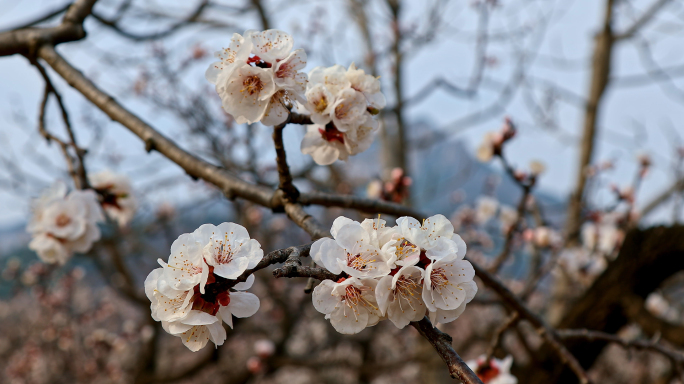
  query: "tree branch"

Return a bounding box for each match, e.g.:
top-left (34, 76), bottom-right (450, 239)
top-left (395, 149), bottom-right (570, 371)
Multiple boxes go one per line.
top-left (411, 317), bottom-right (484, 384)
top-left (614, 0), bottom-right (672, 41)
top-left (471, 259), bottom-right (592, 384)
top-left (0, 0), bottom-right (96, 57)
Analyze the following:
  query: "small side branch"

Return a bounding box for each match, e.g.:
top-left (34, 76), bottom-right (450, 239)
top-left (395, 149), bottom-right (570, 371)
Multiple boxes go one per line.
top-left (557, 329), bottom-right (684, 368)
top-left (472, 260), bottom-right (592, 384)
top-left (273, 117), bottom-right (299, 201)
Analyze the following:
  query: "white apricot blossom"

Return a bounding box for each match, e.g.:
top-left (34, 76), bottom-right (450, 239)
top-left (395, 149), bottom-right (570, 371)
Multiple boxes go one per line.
top-left (311, 217), bottom-right (391, 278)
top-left (89, 170), bottom-right (137, 227)
top-left (423, 253), bottom-right (477, 325)
top-left (301, 63), bottom-right (384, 165)
top-left (466, 355), bottom-right (518, 384)
top-left (312, 277), bottom-right (381, 334)
top-left (310, 214), bottom-right (475, 332)
top-left (27, 182), bottom-right (105, 264)
top-left (383, 214), bottom-right (466, 268)
top-left (206, 29), bottom-right (308, 126)
top-left (346, 62), bottom-right (385, 109)
top-left (145, 222), bottom-right (263, 351)
top-left (162, 316), bottom-right (227, 352)
top-left (375, 265), bottom-right (426, 328)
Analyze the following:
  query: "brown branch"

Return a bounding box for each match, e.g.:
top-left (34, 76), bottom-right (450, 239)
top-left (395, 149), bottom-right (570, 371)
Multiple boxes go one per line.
top-left (0, 0), bottom-right (96, 57)
top-left (557, 329), bottom-right (684, 367)
top-left (471, 259), bottom-right (592, 384)
top-left (489, 149), bottom-right (534, 273)
top-left (90, 0), bottom-right (211, 42)
top-left (640, 177), bottom-right (684, 219)
top-left (565, 0), bottom-right (615, 245)
top-left (298, 190), bottom-right (425, 220)
top-left (31, 58), bottom-right (89, 189)
top-left (250, 0), bottom-right (270, 30)
top-left (37, 44), bottom-right (276, 206)
top-left (272, 117), bottom-right (299, 201)
top-left (0, 3), bottom-right (71, 32)
top-left (411, 317), bottom-right (484, 384)
top-left (614, 0), bottom-right (672, 41)
top-left (484, 312), bottom-right (520, 362)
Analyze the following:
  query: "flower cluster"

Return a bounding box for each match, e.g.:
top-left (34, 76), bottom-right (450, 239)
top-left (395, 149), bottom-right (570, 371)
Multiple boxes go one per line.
top-left (89, 170), bottom-right (137, 228)
top-left (301, 63), bottom-right (385, 165)
top-left (466, 355), bottom-right (518, 384)
top-left (144, 223), bottom-right (263, 351)
top-left (311, 215), bottom-right (476, 334)
top-left (27, 182), bottom-right (105, 265)
top-left (206, 29), bottom-right (385, 165)
top-left (206, 29), bottom-right (307, 126)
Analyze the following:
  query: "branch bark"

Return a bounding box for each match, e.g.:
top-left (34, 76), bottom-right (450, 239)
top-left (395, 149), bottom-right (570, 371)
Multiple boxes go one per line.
top-left (565, 0), bottom-right (615, 245)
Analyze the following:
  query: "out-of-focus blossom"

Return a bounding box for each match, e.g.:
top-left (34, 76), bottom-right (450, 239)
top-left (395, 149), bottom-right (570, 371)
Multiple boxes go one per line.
top-left (300, 63), bottom-right (383, 165)
top-left (89, 170), bottom-right (137, 227)
top-left (27, 182), bottom-right (105, 265)
top-left (476, 196), bottom-right (499, 225)
top-left (529, 160), bottom-right (546, 176)
top-left (254, 339), bottom-right (275, 358)
top-left (466, 355), bottom-right (518, 384)
top-left (498, 205), bottom-right (518, 233)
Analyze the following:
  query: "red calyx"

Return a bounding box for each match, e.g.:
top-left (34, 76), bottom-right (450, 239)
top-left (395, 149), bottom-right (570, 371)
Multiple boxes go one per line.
top-left (389, 267), bottom-right (401, 276)
top-left (216, 291), bottom-right (231, 306)
top-left (319, 124), bottom-right (345, 144)
top-left (476, 363), bottom-right (500, 383)
top-left (192, 296), bottom-right (220, 316)
top-left (247, 55), bottom-right (272, 68)
top-left (417, 250), bottom-right (431, 269)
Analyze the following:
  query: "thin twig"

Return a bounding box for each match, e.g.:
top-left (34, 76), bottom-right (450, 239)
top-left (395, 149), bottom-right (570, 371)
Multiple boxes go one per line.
top-left (472, 259), bottom-right (593, 384)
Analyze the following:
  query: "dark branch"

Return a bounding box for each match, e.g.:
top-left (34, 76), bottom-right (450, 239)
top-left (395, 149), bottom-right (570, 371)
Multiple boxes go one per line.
top-left (411, 317), bottom-right (484, 384)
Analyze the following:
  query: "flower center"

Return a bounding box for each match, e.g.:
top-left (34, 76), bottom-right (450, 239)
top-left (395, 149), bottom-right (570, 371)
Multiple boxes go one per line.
top-left (395, 238), bottom-right (418, 260)
top-left (313, 96), bottom-right (328, 113)
top-left (430, 267), bottom-right (450, 290)
top-left (335, 102), bottom-right (351, 120)
top-left (212, 239), bottom-right (234, 265)
top-left (319, 124), bottom-right (345, 144)
top-left (55, 213), bottom-right (71, 227)
top-left (241, 75), bottom-right (264, 96)
top-left (346, 252), bottom-right (376, 272)
top-left (393, 275), bottom-right (421, 312)
top-left (343, 285), bottom-right (377, 312)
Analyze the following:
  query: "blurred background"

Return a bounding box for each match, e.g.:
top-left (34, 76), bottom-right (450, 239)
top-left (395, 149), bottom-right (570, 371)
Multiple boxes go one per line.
top-left (2, 0), bottom-right (684, 383)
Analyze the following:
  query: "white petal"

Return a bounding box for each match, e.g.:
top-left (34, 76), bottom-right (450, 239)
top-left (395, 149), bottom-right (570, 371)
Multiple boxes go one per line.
top-left (312, 280), bottom-right (339, 314)
top-left (166, 321), bottom-right (194, 335)
top-left (179, 325), bottom-right (210, 352)
top-left (182, 310), bottom-right (219, 326)
top-left (227, 291), bottom-right (260, 318)
top-left (375, 275), bottom-right (393, 316)
top-left (206, 321), bottom-right (227, 346)
top-left (213, 257), bottom-right (250, 279)
top-left (233, 274), bottom-right (255, 291)
top-left (335, 223), bottom-right (371, 251)
top-left (329, 304), bottom-right (368, 334)
top-left (331, 216), bottom-right (356, 239)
